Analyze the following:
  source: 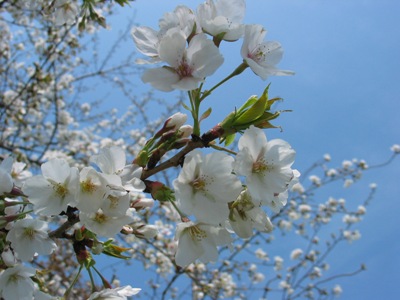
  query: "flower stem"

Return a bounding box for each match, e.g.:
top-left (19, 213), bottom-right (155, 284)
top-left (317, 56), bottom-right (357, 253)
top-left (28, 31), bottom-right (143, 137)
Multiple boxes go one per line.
top-left (200, 61), bottom-right (248, 102)
top-left (168, 197), bottom-right (188, 222)
top-left (209, 142), bottom-right (237, 155)
top-left (64, 263), bottom-right (84, 298)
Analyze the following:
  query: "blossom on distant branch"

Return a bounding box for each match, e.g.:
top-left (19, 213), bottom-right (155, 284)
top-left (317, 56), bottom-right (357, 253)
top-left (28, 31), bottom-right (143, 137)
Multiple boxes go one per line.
top-left (53, 0), bottom-right (80, 26)
top-left (0, 156), bottom-right (13, 196)
top-left (87, 285), bottom-right (141, 300)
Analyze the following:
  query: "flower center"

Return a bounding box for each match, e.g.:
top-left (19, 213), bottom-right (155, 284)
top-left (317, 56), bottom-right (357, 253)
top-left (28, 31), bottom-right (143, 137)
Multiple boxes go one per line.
top-left (248, 44), bottom-right (269, 63)
top-left (107, 195), bottom-right (119, 209)
top-left (94, 211), bottom-right (108, 224)
top-left (252, 160), bottom-right (270, 173)
top-left (176, 60), bottom-right (193, 78)
top-left (188, 225), bottom-right (207, 241)
top-left (81, 178), bottom-right (96, 193)
top-left (23, 227), bottom-right (35, 240)
top-left (191, 176), bottom-right (206, 191)
top-left (54, 183), bottom-right (68, 199)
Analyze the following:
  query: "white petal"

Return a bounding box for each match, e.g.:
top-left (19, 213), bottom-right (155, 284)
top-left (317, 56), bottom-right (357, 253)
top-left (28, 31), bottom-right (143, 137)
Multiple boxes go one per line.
top-left (131, 26), bottom-right (160, 57)
top-left (142, 67), bottom-right (180, 92)
top-left (159, 28), bottom-right (186, 67)
top-left (41, 158), bottom-right (70, 182)
top-left (175, 229), bottom-right (203, 266)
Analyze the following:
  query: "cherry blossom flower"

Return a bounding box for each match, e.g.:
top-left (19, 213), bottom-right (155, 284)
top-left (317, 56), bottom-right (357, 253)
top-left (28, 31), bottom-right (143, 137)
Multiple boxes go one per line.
top-left (10, 161), bottom-right (32, 187)
top-left (174, 150), bottom-right (242, 224)
top-left (132, 5), bottom-right (199, 64)
top-left (241, 24), bottom-right (294, 80)
top-left (22, 158), bottom-right (79, 216)
top-left (53, 0), bottom-right (79, 26)
top-left (0, 156), bottom-right (13, 196)
top-left (88, 285), bottom-right (141, 300)
top-left (174, 222), bottom-right (232, 266)
top-left (197, 0), bottom-right (245, 41)
top-left (75, 167), bottom-right (109, 213)
top-left (131, 26), bottom-right (161, 64)
top-left (79, 208), bottom-right (135, 238)
top-left (6, 219), bottom-right (57, 261)
top-left (90, 146), bottom-right (145, 192)
top-left (0, 264), bottom-right (36, 300)
top-left (233, 126), bottom-right (296, 209)
top-left (159, 5), bottom-right (199, 39)
top-left (142, 29), bottom-right (224, 91)
top-left (228, 189), bottom-right (273, 239)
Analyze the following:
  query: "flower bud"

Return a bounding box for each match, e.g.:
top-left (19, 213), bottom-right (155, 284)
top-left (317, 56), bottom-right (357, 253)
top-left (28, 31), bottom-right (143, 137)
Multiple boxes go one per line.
top-left (131, 197), bottom-right (154, 210)
top-left (177, 125), bottom-right (193, 139)
top-left (155, 112), bottom-right (187, 138)
top-left (132, 224), bottom-right (158, 239)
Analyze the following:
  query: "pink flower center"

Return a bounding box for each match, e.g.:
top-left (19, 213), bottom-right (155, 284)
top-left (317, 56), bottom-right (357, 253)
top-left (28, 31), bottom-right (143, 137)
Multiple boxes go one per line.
top-left (176, 60), bottom-right (193, 78)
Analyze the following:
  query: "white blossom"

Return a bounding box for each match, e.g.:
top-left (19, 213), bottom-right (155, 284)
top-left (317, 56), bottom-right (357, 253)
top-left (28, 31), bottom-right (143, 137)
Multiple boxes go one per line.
top-left (332, 284), bottom-right (343, 296)
top-left (197, 0), bottom-right (245, 41)
top-left (22, 158), bottom-right (79, 216)
top-left (228, 189), bottom-right (273, 239)
top-left (343, 178), bottom-right (354, 188)
top-left (53, 0), bottom-right (79, 26)
top-left (75, 167), bottom-right (109, 213)
top-left (174, 222), bottom-right (232, 266)
top-left (79, 208), bottom-right (135, 238)
top-left (323, 153), bottom-right (331, 161)
top-left (142, 29), bottom-right (223, 91)
top-left (0, 265), bottom-right (36, 300)
top-left (90, 146), bottom-right (145, 192)
top-left (88, 285), bottom-right (141, 300)
top-left (233, 126), bottom-right (296, 210)
top-left (290, 248), bottom-right (303, 260)
top-left (274, 256), bottom-right (284, 271)
top-left (0, 156), bottom-right (13, 196)
top-left (174, 150), bottom-right (242, 224)
top-left (241, 24), bottom-right (294, 80)
top-left (343, 229), bottom-right (361, 242)
top-left (390, 144), bottom-right (400, 153)
top-left (342, 160), bottom-right (353, 169)
top-left (6, 219), bottom-right (57, 261)
top-left (10, 161), bottom-right (32, 187)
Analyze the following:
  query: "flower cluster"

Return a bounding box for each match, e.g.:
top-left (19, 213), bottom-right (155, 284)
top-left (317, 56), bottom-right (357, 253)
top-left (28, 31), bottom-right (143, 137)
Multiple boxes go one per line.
top-left (173, 126), bottom-right (298, 266)
top-left (132, 0), bottom-right (293, 92)
top-left (0, 0), bottom-right (298, 297)
top-left (0, 147), bottom-right (148, 298)
top-left (129, 0), bottom-right (297, 268)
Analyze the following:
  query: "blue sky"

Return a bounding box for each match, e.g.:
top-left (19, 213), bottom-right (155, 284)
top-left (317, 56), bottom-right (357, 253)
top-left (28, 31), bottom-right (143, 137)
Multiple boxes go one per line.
top-left (96, 0), bottom-right (400, 298)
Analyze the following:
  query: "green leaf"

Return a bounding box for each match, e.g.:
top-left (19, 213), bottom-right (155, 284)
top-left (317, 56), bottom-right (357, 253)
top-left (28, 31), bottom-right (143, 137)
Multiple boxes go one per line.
top-left (235, 94), bottom-right (268, 125)
top-left (181, 101), bottom-right (192, 112)
top-left (223, 133), bottom-right (236, 147)
top-left (199, 107), bottom-right (212, 123)
top-left (236, 95), bottom-right (258, 115)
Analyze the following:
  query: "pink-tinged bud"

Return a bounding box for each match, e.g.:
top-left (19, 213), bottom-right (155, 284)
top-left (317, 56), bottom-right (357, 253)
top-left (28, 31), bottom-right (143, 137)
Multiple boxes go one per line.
top-left (155, 113), bottom-right (188, 138)
top-left (121, 225), bottom-right (134, 234)
top-left (177, 125), bottom-right (193, 139)
top-left (165, 112), bottom-right (187, 131)
top-left (131, 198), bottom-right (154, 210)
top-left (133, 224), bottom-right (158, 239)
top-left (146, 181), bottom-right (174, 202)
